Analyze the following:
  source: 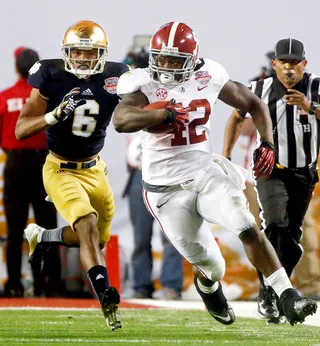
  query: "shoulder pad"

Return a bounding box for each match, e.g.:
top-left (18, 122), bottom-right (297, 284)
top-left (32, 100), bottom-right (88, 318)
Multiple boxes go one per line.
top-left (117, 68), bottom-right (151, 95)
top-left (201, 58), bottom-right (230, 88)
top-left (28, 59), bottom-right (64, 89)
top-left (104, 61), bottom-right (129, 77)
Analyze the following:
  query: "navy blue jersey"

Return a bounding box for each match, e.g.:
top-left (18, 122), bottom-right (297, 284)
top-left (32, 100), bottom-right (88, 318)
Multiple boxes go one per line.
top-left (28, 59), bottom-right (129, 160)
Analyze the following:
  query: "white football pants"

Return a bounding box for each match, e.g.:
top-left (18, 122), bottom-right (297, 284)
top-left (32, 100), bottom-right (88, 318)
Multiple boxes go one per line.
top-left (143, 161), bottom-right (256, 282)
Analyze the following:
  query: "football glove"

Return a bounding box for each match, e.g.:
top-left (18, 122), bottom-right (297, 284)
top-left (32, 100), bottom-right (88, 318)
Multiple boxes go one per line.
top-left (163, 99), bottom-right (190, 127)
top-left (253, 141), bottom-right (275, 178)
top-left (52, 87), bottom-right (86, 122)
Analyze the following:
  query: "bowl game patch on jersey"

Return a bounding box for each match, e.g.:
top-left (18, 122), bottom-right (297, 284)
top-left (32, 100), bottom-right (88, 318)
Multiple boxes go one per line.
top-left (195, 71), bottom-right (211, 91)
top-left (104, 77), bottom-right (119, 94)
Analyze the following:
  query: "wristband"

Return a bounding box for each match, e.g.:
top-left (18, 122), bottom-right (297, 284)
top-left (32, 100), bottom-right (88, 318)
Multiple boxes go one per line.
top-left (44, 111), bottom-right (58, 125)
top-left (163, 108), bottom-right (175, 123)
top-left (261, 141), bottom-right (275, 150)
top-left (309, 101), bottom-right (320, 115)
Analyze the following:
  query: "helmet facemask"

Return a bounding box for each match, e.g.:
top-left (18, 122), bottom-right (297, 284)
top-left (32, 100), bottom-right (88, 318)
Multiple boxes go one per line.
top-left (149, 49), bottom-right (197, 86)
top-left (62, 44), bottom-right (107, 79)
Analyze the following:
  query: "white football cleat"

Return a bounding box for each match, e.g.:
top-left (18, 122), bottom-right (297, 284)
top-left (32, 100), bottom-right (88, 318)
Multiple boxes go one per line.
top-left (24, 223), bottom-right (46, 257)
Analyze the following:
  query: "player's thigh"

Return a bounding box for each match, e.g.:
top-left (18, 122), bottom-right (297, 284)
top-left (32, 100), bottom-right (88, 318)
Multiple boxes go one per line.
top-left (43, 159), bottom-right (96, 228)
top-left (143, 189), bottom-right (224, 269)
top-left (197, 164), bottom-right (255, 235)
top-left (90, 160), bottom-right (115, 244)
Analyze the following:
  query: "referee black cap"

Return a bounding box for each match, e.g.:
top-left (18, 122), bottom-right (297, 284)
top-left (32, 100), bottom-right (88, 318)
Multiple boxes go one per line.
top-left (274, 38), bottom-right (305, 61)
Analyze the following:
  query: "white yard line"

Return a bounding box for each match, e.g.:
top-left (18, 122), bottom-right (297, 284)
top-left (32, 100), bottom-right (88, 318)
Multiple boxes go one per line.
top-left (126, 299), bottom-right (320, 327)
top-left (0, 300), bottom-right (318, 327)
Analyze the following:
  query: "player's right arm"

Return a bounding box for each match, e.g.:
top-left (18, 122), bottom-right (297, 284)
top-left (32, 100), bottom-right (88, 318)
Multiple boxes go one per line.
top-left (113, 91), bottom-right (167, 133)
top-left (15, 88), bottom-right (49, 140)
top-left (16, 86), bottom-right (85, 140)
top-left (222, 109), bottom-right (246, 159)
top-left (113, 69), bottom-right (189, 133)
top-left (16, 60), bottom-right (85, 140)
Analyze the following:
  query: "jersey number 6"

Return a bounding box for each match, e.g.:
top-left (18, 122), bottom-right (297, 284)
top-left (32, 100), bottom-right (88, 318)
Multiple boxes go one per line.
top-left (72, 100), bottom-right (98, 137)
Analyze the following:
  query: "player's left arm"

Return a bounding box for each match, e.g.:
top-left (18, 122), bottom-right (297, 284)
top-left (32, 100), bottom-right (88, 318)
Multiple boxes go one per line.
top-left (219, 80), bottom-right (275, 177)
top-left (218, 80), bottom-right (273, 144)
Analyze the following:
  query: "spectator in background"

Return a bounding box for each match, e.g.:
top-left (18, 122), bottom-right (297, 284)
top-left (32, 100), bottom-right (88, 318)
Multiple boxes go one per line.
top-left (122, 48), bottom-right (184, 300)
top-left (0, 47), bottom-right (63, 297)
top-left (251, 50), bottom-right (275, 82)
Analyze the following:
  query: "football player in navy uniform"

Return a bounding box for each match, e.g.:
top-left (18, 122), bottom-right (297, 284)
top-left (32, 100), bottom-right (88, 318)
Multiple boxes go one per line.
top-left (15, 20), bottom-right (128, 331)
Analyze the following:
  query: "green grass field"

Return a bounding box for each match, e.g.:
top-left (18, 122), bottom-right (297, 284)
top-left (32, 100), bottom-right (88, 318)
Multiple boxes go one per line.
top-left (0, 310), bottom-right (319, 345)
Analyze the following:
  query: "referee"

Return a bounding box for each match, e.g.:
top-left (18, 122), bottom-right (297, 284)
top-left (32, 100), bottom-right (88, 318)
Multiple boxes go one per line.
top-left (223, 38), bottom-right (320, 324)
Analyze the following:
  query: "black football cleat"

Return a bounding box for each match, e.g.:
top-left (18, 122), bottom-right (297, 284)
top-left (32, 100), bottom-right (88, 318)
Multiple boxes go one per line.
top-left (280, 288), bottom-right (318, 326)
top-left (267, 315), bottom-right (287, 325)
top-left (257, 286), bottom-right (280, 321)
top-left (194, 276), bottom-right (235, 325)
top-left (101, 286), bottom-right (122, 331)
top-left (267, 299), bottom-right (287, 325)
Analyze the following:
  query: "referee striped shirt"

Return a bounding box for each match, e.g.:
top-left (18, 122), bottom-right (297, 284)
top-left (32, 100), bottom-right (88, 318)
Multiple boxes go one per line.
top-left (239, 73), bottom-right (320, 168)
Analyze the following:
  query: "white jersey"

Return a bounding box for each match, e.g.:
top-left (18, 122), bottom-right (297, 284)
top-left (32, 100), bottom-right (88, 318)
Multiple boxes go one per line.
top-left (117, 58), bottom-right (230, 185)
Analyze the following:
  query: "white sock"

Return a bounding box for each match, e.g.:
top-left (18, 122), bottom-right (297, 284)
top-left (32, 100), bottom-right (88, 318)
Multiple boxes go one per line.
top-left (197, 278), bottom-right (219, 294)
top-left (266, 267), bottom-right (292, 298)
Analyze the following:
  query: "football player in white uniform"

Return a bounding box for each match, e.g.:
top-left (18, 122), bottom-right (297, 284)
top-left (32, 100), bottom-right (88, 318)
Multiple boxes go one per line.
top-left (113, 22), bottom-right (317, 326)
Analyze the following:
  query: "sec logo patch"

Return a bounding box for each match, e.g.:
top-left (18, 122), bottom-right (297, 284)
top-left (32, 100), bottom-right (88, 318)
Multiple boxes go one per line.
top-left (156, 88), bottom-right (168, 100)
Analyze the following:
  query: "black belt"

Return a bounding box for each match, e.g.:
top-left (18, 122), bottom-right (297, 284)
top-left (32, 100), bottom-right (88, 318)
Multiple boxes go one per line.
top-left (60, 156), bottom-right (100, 169)
top-left (276, 162), bottom-right (317, 172)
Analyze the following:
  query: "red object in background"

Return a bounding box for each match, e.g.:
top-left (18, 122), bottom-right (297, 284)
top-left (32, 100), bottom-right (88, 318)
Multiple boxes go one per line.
top-left (105, 235), bottom-right (121, 293)
top-left (0, 79), bottom-right (47, 150)
top-left (14, 46), bottom-right (26, 58)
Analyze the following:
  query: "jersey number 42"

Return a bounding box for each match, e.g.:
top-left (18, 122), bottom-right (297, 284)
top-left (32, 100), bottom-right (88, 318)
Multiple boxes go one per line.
top-left (171, 99), bottom-right (211, 146)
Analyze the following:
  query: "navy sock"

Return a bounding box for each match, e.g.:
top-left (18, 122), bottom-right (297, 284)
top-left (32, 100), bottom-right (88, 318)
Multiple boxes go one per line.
top-left (87, 265), bottom-right (109, 303)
